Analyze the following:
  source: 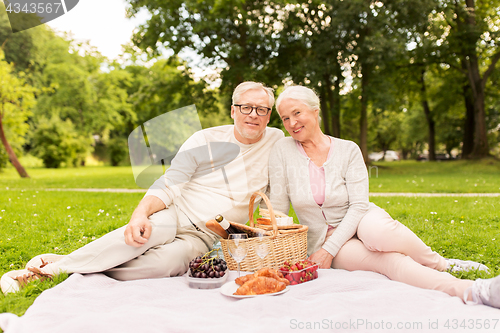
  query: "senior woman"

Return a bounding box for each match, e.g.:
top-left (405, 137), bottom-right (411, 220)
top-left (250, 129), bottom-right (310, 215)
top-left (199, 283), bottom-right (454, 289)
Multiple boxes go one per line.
top-left (268, 85), bottom-right (500, 308)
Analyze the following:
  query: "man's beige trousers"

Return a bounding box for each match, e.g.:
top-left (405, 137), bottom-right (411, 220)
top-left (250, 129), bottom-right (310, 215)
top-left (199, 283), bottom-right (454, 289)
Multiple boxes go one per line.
top-left (54, 207), bottom-right (214, 280)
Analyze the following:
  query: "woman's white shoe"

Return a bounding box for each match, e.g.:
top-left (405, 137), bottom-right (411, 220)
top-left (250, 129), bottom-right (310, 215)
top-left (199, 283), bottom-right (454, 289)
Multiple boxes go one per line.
top-left (464, 276), bottom-right (500, 308)
top-left (445, 258), bottom-right (490, 273)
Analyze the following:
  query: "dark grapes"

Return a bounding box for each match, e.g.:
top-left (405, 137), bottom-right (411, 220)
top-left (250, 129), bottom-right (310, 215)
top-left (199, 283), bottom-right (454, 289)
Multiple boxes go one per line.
top-left (188, 249), bottom-right (228, 279)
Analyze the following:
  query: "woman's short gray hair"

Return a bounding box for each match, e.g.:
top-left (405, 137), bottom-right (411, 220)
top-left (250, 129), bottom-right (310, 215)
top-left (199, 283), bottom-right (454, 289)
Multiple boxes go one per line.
top-left (232, 82), bottom-right (275, 108)
top-left (276, 85), bottom-right (321, 121)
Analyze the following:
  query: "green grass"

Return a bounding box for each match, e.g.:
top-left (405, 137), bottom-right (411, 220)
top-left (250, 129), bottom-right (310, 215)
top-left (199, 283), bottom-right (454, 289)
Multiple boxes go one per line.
top-left (1, 161), bottom-right (499, 317)
top-left (0, 166), bottom-right (141, 189)
top-left (370, 196), bottom-right (500, 276)
top-left (369, 159), bottom-right (500, 193)
top-left (1, 159), bottom-right (499, 192)
top-left (0, 190), bottom-right (144, 316)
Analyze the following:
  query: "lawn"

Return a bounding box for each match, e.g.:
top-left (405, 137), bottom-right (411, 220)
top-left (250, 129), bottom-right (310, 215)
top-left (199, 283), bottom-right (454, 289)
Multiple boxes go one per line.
top-left (0, 190), bottom-right (143, 316)
top-left (1, 159), bottom-right (499, 192)
top-left (0, 160), bottom-right (499, 316)
top-left (0, 166), bottom-right (141, 190)
top-left (368, 159), bottom-right (500, 193)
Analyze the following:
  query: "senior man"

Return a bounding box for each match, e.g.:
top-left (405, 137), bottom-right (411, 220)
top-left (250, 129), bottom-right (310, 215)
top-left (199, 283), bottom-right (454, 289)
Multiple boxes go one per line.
top-left (1, 81), bottom-right (284, 294)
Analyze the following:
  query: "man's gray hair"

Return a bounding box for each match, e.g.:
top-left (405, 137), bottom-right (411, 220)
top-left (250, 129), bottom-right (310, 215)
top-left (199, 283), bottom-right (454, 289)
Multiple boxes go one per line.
top-left (232, 82), bottom-right (275, 108)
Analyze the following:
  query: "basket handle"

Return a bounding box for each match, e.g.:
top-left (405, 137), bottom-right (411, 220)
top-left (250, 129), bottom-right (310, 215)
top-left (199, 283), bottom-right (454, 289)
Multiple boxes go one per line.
top-left (249, 191), bottom-right (279, 237)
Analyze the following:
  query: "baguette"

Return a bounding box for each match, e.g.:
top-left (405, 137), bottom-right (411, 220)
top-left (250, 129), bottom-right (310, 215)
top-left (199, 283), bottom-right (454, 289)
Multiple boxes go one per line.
top-left (256, 218), bottom-right (272, 225)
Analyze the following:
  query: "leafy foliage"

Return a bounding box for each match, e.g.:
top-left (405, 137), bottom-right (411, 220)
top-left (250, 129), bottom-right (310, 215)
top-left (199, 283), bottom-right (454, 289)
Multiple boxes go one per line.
top-left (107, 137), bottom-right (129, 167)
top-left (31, 117), bottom-right (92, 168)
top-left (0, 50), bottom-right (36, 174)
top-left (128, 0), bottom-right (284, 99)
top-left (0, 147), bottom-right (8, 169)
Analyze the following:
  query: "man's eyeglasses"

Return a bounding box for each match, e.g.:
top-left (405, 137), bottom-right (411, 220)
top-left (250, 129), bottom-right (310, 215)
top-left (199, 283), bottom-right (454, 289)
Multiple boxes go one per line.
top-left (234, 104), bottom-right (271, 116)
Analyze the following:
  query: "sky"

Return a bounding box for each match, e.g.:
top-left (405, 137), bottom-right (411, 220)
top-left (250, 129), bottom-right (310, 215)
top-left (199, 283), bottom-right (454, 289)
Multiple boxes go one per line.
top-left (42, 0), bottom-right (218, 83)
top-left (46, 0), bottom-right (149, 60)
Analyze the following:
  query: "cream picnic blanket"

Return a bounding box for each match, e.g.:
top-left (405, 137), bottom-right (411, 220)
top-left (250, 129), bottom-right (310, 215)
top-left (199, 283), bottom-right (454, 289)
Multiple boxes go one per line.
top-left (0, 269), bottom-right (499, 333)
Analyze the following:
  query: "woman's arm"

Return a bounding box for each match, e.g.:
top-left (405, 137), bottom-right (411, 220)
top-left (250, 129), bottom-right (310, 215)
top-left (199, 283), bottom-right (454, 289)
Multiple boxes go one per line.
top-left (319, 142), bottom-right (370, 264)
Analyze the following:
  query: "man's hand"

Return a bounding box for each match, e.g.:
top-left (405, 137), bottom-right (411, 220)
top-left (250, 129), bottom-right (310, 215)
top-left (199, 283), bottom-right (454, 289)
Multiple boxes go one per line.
top-left (124, 214), bottom-right (152, 247)
top-left (124, 196), bottom-right (166, 247)
top-left (308, 248), bottom-right (334, 269)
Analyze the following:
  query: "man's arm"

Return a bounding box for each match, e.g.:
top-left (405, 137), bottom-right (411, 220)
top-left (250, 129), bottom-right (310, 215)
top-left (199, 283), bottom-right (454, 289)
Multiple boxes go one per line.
top-left (125, 131), bottom-right (207, 247)
top-left (124, 195), bottom-right (166, 247)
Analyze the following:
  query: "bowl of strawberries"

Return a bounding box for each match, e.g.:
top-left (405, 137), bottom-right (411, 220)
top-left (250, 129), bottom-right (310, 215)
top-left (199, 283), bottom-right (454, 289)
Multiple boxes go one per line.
top-left (279, 259), bottom-right (319, 285)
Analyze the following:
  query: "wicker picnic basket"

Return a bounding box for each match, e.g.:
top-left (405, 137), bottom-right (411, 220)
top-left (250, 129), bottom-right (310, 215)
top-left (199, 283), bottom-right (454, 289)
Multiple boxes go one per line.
top-left (220, 191), bottom-right (308, 271)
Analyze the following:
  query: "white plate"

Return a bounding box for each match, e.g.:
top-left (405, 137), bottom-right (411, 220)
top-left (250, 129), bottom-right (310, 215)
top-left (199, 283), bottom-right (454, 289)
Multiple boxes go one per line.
top-left (220, 281), bottom-right (290, 298)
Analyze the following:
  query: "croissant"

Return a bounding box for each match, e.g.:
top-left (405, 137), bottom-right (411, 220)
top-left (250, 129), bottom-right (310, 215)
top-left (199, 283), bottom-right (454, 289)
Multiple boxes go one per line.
top-left (234, 276), bottom-right (287, 295)
top-left (235, 268), bottom-right (289, 286)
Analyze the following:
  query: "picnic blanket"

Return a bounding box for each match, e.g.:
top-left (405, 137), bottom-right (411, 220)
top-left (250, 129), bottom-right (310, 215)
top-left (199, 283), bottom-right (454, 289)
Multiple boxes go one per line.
top-left (1, 269), bottom-right (499, 333)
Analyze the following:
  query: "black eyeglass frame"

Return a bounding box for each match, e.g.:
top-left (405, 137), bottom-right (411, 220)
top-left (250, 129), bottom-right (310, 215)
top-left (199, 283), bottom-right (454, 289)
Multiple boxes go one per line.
top-left (233, 104), bottom-right (271, 116)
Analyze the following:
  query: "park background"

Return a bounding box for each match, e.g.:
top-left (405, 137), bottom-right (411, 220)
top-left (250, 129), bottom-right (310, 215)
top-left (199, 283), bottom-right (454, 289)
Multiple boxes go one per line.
top-left (1, 0), bottom-right (500, 316)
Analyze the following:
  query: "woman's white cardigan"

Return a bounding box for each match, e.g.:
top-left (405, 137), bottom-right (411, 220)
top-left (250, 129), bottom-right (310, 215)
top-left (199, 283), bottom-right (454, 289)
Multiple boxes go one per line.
top-left (268, 136), bottom-right (369, 256)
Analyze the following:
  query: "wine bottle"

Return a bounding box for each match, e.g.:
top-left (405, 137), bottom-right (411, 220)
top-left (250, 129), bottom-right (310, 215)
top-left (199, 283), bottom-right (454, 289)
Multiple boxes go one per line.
top-left (215, 214), bottom-right (240, 234)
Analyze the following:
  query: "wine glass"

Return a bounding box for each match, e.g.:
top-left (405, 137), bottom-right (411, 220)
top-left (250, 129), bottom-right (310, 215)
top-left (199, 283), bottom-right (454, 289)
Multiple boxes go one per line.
top-left (254, 233), bottom-right (270, 270)
top-left (227, 234), bottom-right (248, 277)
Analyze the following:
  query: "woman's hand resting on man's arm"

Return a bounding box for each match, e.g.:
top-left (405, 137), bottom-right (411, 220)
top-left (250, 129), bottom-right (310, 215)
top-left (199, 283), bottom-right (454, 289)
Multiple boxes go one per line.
top-left (308, 248), bottom-right (334, 269)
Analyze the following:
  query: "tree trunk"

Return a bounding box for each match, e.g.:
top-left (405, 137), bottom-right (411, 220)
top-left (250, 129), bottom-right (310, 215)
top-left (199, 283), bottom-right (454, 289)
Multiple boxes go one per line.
top-left (467, 53), bottom-right (490, 158)
top-left (419, 69), bottom-right (436, 161)
top-left (0, 116), bottom-right (30, 178)
top-left (327, 84), bottom-right (340, 137)
top-left (360, 64), bottom-right (369, 162)
top-left (358, 24), bottom-right (371, 163)
top-left (461, 78), bottom-right (475, 159)
top-left (332, 64), bottom-right (342, 138)
top-left (463, 0), bottom-right (490, 158)
top-left (319, 81), bottom-right (332, 136)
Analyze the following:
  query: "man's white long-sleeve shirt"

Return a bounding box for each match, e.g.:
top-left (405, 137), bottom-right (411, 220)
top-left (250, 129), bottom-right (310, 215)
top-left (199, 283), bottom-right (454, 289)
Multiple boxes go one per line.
top-left (145, 125), bottom-right (284, 227)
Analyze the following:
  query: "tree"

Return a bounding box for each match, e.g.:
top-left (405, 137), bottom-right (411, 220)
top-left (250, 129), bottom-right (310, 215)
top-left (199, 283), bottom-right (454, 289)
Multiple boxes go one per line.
top-left (32, 41), bottom-right (137, 163)
top-left (129, 57), bottom-right (220, 126)
top-left (441, 0), bottom-right (500, 158)
top-left (0, 51), bottom-right (34, 177)
top-left (275, 0), bottom-right (434, 160)
top-left (275, 0), bottom-right (346, 137)
top-left (127, 0), bottom-right (282, 103)
top-left (31, 116), bottom-right (91, 168)
top-left (396, 107), bottom-right (428, 159)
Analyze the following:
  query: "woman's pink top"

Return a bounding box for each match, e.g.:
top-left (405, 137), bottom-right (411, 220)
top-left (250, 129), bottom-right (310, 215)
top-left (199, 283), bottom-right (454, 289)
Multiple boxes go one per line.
top-left (295, 138), bottom-right (334, 206)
